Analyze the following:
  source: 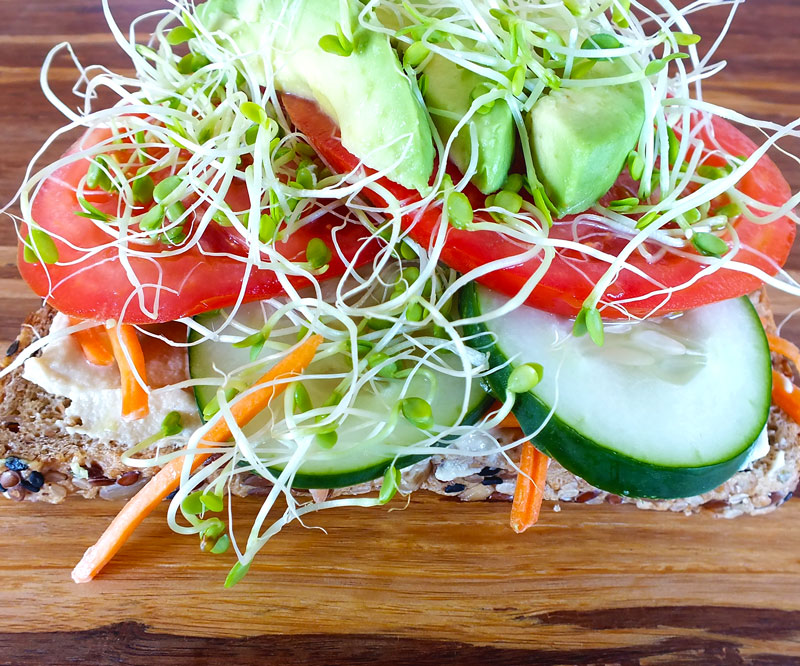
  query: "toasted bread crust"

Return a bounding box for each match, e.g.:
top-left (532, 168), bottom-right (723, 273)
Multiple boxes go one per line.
top-left (1, 295), bottom-right (798, 513)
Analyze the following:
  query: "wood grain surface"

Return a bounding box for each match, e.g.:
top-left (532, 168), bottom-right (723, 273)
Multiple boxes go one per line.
top-left (1, 1), bottom-right (800, 664)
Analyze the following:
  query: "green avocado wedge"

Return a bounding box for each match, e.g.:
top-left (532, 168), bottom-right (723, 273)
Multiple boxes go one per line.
top-left (460, 282), bottom-right (772, 498)
top-left (196, 0), bottom-right (434, 193)
top-left (528, 61), bottom-right (646, 216)
top-left (188, 302), bottom-right (493, 490)
top-left (422, 55), bottom-right (515, 194)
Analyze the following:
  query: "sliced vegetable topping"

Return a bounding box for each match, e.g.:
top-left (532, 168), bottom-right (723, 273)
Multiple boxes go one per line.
top-left (285, 95), bottom-right (796, 319)
top-left (771, 370), bottom-right (800, 426)
top-left (107, 323), bottom-right (149, 421)
top-left (462, 283), bottom-right (772, 498)
top-left (767, 335), bottom-right (800, 425)
top-left (203, 334), bottom-right (324, 444)
top-left (71, 333), bottom-right (324, 583)
top-left (188, 272), bottom-right (492, 490)
top-left (18, 129), bottom-right (379, 323)
top-left (510, 443), bottom-right (549, 533)
top-left (69, 318), bottom-right (114, 367)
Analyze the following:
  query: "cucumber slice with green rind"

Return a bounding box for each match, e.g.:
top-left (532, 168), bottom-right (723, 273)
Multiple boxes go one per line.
top-left (460, 282), bottom-right (771, 498)
top-left (189, 304), bottom-right (492, 489)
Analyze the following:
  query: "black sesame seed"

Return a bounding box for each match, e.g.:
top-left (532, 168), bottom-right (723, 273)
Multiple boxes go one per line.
top-left (4, 457), bottom-right (28, 472)
top-left (5, 339), bottom-right (19, 357)
top-left (444, 483), bottom-right (465, 493)
top-left (782, 492), bottom-right (794, 505)
top-left (478, 466), bottom-right (501, 477)
top-left (21, 471), bottom-right (44, 492)
top-left (481, 476), bottom-right (503, 486)
top-left (166, 490), bottom-right (178, 500)
top-left (0, 484), bottom-right (5, 493)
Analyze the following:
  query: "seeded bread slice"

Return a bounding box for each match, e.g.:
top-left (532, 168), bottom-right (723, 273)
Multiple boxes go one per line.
top-left (1, 296), bottom-right (798, 514)
top-left (0, 307), bottom-right (178, 502)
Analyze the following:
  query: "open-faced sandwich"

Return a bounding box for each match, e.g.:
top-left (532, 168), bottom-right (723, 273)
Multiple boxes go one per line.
top-left (1, 0), bottom-right (799, 586)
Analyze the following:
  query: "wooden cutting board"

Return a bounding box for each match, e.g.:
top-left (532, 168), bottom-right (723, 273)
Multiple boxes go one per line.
top-left (1, 1), bottom-right (799, 664)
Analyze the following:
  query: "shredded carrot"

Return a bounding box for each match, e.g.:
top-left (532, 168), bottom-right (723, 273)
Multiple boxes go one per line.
top-left (107, 323), bottom-right (150, 421)
top-left (69, 318), bottom-right (114, 366)
top-left (71, 334), bottom-right (323, 584)
top-left (766, 334), bottom-right (800, 424)
top-left (498, 412), bottom-right (521, 429)
top-left (767, 334), bottom-right (800, 374)
top-left (202, 334), bottom-right (323, 443)
top-left (510, 442), bottom-right (550, 534)
top-left (770, 369), bottom-right (800, 425)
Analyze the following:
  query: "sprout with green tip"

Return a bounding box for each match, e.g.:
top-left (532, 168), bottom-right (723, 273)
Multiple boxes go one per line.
top-left (401, 397), bottom-right (434, 429)
top-left (507, 363), bottom-right (543, 394)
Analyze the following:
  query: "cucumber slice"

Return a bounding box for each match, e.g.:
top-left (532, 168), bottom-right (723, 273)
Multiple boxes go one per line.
top-left (189, 303), bottom-right (492, 489)
top-left (461, 283), bottom-right (771, 498)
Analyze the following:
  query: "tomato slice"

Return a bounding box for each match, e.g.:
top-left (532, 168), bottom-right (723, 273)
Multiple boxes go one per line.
top-left (283, 94), bottom-right (795, 318)
top-left (18, 129), bottom-right (376, 323)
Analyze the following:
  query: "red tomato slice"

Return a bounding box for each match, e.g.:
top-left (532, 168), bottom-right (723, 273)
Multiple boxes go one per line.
top-left (283, 94), bottom-right (795, 318)
top-left (18, 129), bottom-right (376, 323)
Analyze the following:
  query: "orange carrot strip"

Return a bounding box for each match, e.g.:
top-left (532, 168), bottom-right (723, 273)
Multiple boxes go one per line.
top-left (771, 369), bottom-right (800, 425)
top-left (766, 334), bottom-right (800, 424)
top-left (510, 442), bottom-right (550, 534)
top-left (69, 317), bottom-right (114, 366)
top-left (202, 334), bottom-right (323, 443)
top-left (71, 334), bottom-right (323, 584)
top-left (498, 412), bottom-right (521, 429)
top-left (71, 444), bottom-right (210, 585)
top-left (767, 334), bottom-right (800, 374)
top-left (107, 323), bottom-right (149, 421)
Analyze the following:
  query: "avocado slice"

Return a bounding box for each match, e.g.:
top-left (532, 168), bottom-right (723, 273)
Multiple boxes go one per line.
top-left (196, 0), bottom-right (434, 194)
top-left (527, 62), bottom-right (646, 216)
top-left (423, 55), bottom-right (514, 194)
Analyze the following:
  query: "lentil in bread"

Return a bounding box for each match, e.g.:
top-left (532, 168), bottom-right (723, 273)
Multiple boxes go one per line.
top-left (1, 294), bottom-right (799, 514)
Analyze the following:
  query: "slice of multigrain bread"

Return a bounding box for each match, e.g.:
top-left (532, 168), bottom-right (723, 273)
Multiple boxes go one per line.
top-left (0, 307), bottom-right (171, 502)
top-left (2, 295), bottom-right (799, 515)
